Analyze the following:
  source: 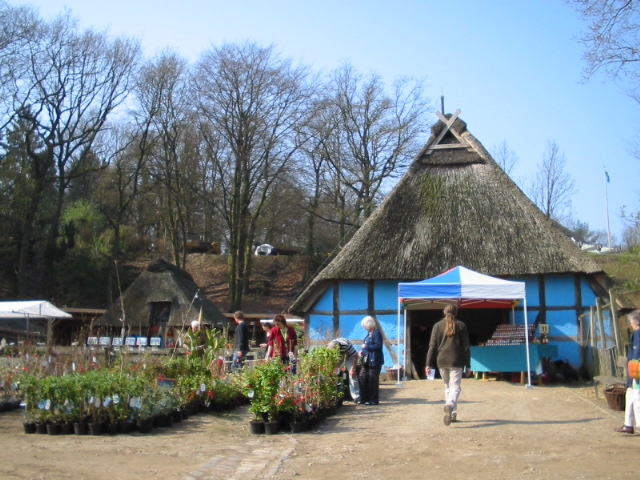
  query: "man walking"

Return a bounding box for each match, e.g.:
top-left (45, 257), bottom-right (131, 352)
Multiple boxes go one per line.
top-left (232, 311), bottom-right (250, 370)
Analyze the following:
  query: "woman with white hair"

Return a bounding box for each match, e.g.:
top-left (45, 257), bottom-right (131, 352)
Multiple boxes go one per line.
top-left (358, 315), bottom-right (384, 405)
top-left (185, 319), bottom-right (207, 356)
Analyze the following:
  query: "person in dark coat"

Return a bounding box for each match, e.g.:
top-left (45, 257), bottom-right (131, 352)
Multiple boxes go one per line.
top-left (358, 316), bottom-right (384, 405)
top-left (614, 310), bottom-right (640, 434)
top-left (426, 304), bottom-right (471, 425)
top-left (232, 311), bottom-right (250, 370)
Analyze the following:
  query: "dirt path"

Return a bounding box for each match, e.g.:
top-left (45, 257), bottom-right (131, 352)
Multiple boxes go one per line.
top-left (0, 378), bottom-right (634, 480)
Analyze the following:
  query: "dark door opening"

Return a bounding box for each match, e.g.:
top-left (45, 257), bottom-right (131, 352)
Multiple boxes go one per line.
top-left (148, 302), bottom-right (171, 344)
top-left (407, 308), bottom-right (510, 379)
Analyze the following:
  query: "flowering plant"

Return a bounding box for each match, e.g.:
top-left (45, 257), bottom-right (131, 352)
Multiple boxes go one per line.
top-left (244, 360), bottom-right (287, 421)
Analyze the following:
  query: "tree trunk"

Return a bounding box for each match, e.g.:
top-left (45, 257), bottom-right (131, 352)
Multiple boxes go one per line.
top-left (17, 188), bottom-right (43, 297)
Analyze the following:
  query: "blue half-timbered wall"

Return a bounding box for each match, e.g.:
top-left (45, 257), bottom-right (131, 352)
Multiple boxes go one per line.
top-left (305, 274), bottom-right (601, 370)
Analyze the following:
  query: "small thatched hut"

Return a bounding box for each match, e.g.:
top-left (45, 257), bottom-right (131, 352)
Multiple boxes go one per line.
top-left (290, 111), bottom-right (607, 377)
top-left (97, 258), bottom-right (228, 345)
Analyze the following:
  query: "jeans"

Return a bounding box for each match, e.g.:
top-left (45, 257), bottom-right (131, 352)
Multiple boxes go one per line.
top-left (440, 367), bottom-right (463, 414)
top-left (232, 351), bottom-right (248, 370)
top-left (345, 355), bottom-right (361, 402)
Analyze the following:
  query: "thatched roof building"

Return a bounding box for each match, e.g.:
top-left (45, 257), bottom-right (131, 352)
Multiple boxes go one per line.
top-left (291, 111), bottom-right (603, 313)
top-left (97, 258), bottom-right (228, 331)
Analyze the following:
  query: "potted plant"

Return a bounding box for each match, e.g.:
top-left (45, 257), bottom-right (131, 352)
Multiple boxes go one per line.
top-left (134, 384), bottom-right (159, 433)
top-left (18, 374), bottom-right (39, 433)
top-left (245, 360), bottom-right (287, 434)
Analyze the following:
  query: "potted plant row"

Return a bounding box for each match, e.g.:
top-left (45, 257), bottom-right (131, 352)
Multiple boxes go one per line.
top-left (18, 356), bottom-right (247, 436)
top-left (244, 347), bottom-right (343, 435)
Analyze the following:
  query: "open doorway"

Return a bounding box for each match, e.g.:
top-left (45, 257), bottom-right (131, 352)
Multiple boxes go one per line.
top-left (407, 308), bottom-right (510, 379)
top-left (148, 302), bottom-right (171, 343)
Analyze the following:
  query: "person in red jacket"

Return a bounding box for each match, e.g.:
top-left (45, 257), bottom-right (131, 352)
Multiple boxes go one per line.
top-left (266, 314), bottom-right (297, 363)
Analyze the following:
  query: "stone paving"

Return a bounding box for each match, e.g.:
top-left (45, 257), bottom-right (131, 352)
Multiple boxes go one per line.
top-left (183, 438), bottom-right (297, 480)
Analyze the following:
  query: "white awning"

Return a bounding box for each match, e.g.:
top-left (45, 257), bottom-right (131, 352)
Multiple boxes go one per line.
top-left (0, 300), bottom-right (71, 319)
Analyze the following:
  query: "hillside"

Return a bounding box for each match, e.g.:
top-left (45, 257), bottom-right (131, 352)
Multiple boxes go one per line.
top-left (590, 252), bottom-right (640, 310)
top-left (2, 251), bottom-right (637, 314)
top-left (185, 254), bottom-right (310, 314)
top-left (183, 252), bottom-right (640, 315)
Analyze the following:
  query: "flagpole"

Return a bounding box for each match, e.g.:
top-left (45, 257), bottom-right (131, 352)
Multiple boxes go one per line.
top-left (604, 167), bottom-right (611, 249)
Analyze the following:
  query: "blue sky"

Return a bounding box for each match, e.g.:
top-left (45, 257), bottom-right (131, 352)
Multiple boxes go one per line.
top-left (27, 0), bottom-right (640, 243)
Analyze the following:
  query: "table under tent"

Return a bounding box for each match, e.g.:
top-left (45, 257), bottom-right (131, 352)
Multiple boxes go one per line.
top-left (397, 266), bottom-right (550, 387)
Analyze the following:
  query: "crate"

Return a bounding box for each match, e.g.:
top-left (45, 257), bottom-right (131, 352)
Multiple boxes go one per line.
top-left (604, 384), bottom-right (626, 411)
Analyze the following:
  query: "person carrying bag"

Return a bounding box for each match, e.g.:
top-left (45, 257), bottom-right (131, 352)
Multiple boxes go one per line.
top-left (358, 316), bottom-right (384, 405)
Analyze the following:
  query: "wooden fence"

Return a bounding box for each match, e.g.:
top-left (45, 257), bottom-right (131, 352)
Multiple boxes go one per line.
top-left (580, 291), bottom-right (626, 379)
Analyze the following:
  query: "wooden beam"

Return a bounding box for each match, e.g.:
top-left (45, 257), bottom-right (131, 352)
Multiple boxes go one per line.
top-left (426, 109), bottom-right (461, 154)
top-left (372, 317), bottom-right (399, 365)
top-left (428, 144), bottom-right (469, 150)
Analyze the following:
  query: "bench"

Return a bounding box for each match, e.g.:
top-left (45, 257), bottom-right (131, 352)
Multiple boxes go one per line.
top-left (593, 356), bottom-right (628, 398)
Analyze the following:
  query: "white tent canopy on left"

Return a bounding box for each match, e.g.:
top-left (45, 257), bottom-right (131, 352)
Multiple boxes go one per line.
top-left (0, 300), bottom-right (71, 319)
top-left (0, 300), bottom-right (71, 344)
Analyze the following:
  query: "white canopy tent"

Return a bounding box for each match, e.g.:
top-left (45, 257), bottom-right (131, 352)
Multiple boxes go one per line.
top-left (0, 300), bottom-right (71, 343)
top-left (0, 301), bottom-right (71, 319)
top-left (397, 266), bottom-right (533, 387)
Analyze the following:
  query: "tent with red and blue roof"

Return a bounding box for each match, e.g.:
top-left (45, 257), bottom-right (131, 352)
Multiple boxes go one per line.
top-left (397, 266), bottom-right (533, 386)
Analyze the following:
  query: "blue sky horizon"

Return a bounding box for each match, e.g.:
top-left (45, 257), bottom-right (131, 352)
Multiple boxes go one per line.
top-left (25, 0), bottom-right (640, 244)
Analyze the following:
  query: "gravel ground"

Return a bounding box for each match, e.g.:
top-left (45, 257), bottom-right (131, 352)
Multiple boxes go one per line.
top-left (0, 377), bottom-right (634, 480)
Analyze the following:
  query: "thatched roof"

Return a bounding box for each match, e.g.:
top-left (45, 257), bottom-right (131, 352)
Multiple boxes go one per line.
top-left (97, 258), bottom-right (228, 329)
top-left (290, 111), bottom-right (603, 313)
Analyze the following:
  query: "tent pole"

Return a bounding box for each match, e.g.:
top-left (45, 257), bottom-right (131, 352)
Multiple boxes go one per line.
top-left (524, 296), bottom-right (532, 388)
top-left (403, 304), bottom-right (407, 381)
top-left (396, 298), bottom-right (403, 386)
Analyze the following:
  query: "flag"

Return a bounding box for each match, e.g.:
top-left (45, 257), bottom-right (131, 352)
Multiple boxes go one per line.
top-left (604, 169), bottom-right (610, 183)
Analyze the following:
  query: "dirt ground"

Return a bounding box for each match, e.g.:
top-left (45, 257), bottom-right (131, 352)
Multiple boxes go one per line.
top-left (0, 377), bottom-right (635, 480)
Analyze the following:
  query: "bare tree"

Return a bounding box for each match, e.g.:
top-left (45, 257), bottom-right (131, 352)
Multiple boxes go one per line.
top-left (491, 140), bottom-right (519, 176)
top-left (0, 2), bottom-right (40, 125)
top-left (528, 140), bottom-right (576, 222)
top-left (0, 10), bottom-right (140, 297)
top-left (620, 205), bottom-right (640, 250)
top-left (193, 41), bottom-right (314, 310)
top-left (323, 63), bottom-right (431, 221)
top-left (569, 1), bottom-right (640, 234)
top-left (299, 96), bottom-right (357, 247)
top-left (134, 49), bottom-right (195, 268)
top-left (89, 121), bottom-right (151, 304)
top-left (569, 0), bottom-right (640, 87)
